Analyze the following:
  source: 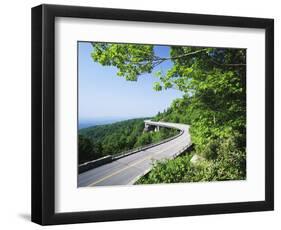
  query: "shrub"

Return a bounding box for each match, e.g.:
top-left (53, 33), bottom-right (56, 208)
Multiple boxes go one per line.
top-left (136, 133), bottom-right (246, 184)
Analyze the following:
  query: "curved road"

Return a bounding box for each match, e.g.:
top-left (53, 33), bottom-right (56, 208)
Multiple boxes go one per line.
top-left (78, 120), bottom-right (191, 187)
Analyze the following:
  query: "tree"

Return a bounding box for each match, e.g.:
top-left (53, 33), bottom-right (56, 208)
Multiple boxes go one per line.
top-left (79, 135), bottom-right (94, 164)
top-left (91, 43), bottom-right (246, 151)
top-left (90, 43), bottom-right (247, 182)
top-left (134, 132), bottom-right (152, 147)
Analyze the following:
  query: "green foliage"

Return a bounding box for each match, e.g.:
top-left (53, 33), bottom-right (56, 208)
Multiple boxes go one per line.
top-left (153, 82), bottom-right (162, 91)
top-left (91, 43), bottom-right (154, 81)
top-left (136, 154), bottom-right (195, 184)
top-left (79, 118), bottom-right (179, 164)
top-left (90, 43), bottom-right (246, 182)
top-left (78, 134), bottom-right (103, 164)
top-left (137, 134), bottom-right (246, 184)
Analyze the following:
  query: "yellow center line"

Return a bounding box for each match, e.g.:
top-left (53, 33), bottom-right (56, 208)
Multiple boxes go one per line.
top-left (88, 138), bottom-right (188, 186)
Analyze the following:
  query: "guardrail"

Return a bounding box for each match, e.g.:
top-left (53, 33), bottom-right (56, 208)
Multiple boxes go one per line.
top-left (128, 142), bottom-right (193, 185)
top-left (173, 143), bottom-right (193, 158)
top-left (78, 127), bottom-right (184, 174)
top-left (112, 129), bottom-right (184, 160)
top-left (78, 155), bottom-right (112, 174)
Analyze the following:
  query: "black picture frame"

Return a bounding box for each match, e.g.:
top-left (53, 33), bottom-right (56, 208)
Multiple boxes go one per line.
top-left (31, 4), bottom-right (274, 225)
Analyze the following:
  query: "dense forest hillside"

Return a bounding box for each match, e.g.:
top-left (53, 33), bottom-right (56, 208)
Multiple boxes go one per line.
top-left (79, 118), bottom-right (179, 164)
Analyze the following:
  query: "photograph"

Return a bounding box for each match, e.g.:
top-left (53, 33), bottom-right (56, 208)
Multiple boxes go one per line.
top-left (77, 41), bottom-right (246, 187)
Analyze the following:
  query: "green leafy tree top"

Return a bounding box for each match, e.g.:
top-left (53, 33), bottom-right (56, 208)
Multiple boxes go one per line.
top-left (91, 43), bottom-right (245, 93)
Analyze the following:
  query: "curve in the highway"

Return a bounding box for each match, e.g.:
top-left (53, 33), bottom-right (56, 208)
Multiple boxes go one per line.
top-left (78, 120), bottom-right (191, 187)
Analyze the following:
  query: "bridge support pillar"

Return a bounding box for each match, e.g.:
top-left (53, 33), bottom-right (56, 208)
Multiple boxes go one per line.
top-left (144, 123), bottom-right (160, 132)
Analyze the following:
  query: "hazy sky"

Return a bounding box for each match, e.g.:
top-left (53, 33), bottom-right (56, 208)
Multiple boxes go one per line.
top-left (78, 42), bottom-right (183, 121)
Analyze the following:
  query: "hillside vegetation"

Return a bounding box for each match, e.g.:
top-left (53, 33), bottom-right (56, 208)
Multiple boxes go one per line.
top-left (79, 118), bottom-right (179, 164)
top-left (85, 44), bottom-right (246, 182)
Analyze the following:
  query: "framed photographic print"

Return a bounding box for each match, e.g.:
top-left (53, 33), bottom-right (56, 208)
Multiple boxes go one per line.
top-left (31, 4), bottom-right (274, 225)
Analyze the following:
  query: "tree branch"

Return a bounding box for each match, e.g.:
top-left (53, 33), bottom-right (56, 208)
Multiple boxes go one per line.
top-left (210, 58), bottom-right (246, 67)
top-left (126, 49), bottom-right (209, 65)
top-left (155, 48), bottom-right (208, 61)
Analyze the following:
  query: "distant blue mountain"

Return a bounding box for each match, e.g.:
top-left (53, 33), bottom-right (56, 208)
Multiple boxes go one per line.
top-left (79, 117), bottom-right (137, 129)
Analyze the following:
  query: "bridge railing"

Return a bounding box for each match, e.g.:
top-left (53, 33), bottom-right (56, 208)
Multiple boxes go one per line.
top-left (144, 120), bottom-right (184, 130)
top-left (173, 143), bottom-right (193, 158)
top-left (128, 142), bottom-right (193, 185)
top-left (112, 129), bottom-right (184, 160)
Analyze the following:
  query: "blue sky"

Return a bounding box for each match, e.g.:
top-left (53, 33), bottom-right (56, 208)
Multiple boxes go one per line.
top-left (78, 42), bottom-right (183, 122)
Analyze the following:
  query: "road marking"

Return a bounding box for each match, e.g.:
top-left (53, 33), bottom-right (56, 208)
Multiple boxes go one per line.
top-left (88, 138), bottom-right (189, 186)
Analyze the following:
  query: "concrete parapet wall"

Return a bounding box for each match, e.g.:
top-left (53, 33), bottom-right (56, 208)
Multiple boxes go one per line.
top-left (78, 155), bottom-right (112, 174)
top-left (113, 130), bottom-right (184, 160)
